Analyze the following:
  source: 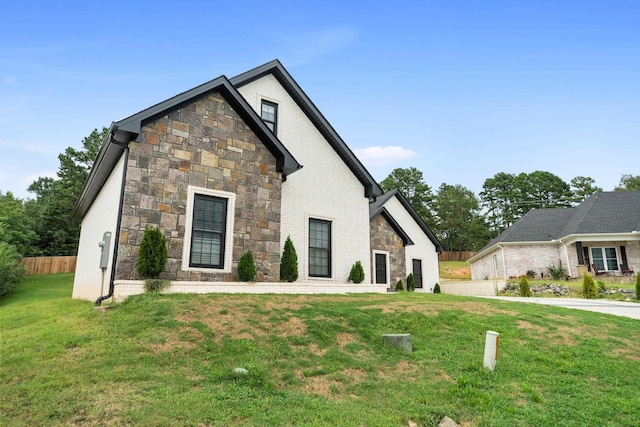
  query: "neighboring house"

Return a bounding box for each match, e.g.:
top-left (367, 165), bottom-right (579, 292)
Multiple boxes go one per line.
top-left (72, 60), bottom-right (442, 302)
top-left (469, 191), bottom-right (640, 280)
top-left (370, 190), bottom-right (443, 291)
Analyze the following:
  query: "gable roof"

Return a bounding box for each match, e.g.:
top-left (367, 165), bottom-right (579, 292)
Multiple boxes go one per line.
top-left (472, 191), bottom-right (640, 259)
top-left (231, 60), bottom-right (383, 199)
top-left (370, 190), bottom-right (443, 251)
top-left (73, 73), bottom-right (303, 221)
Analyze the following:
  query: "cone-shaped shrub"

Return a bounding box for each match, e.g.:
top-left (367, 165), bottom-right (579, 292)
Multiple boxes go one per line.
top-left (635, 273), bottom-right (639, 300)
top-left (433, 283), bottom-right (441, 294)
top-left (280, 236), bottom-right (298, 282)
top-left (396, 280), bottom-right (404, 291)
top-left (349, 261), bottom-right (365, 283)
top-left (519, 276), bottom-right (532, 297)
top-left (137, 226), bottom-right (168, 279)
top-left (238, 250), bottom-right (256, 282)
top-left (582, 272), bottom-right (597, 299)
top-left (407, 273), bottom-right (415, 292)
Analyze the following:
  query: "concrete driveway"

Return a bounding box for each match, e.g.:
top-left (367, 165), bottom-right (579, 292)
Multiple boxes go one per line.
top-left (481, 297), bottom-right (640, 320)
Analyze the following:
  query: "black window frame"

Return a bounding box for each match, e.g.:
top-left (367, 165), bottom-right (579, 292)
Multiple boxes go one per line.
top-left (308, 218), bottom-right (331, 278)
top-left (261, 100), bottom-right (278, 135)
top-left (189, 194), bottom-right (228, 269)
top-left (412, 259), bottom-right (423, 288)
top-left (375, 253), bottom-right (387, 284)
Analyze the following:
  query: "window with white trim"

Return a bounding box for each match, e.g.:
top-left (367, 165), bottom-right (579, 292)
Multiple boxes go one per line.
top-left (590, 247), bottom-right (619, 272)
top-left (261, 100), bottom-right (277, 135)
top-left (309, 218), bottom-right (331, 278)
top-left (182, 187), bottom-right (235, 273)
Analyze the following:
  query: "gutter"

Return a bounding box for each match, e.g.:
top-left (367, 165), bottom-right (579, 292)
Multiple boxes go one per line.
top-left (95, 131), bottom-right (130, 306)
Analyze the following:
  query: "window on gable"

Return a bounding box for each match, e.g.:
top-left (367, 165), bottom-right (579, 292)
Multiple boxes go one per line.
top-left (261, 100), bottom-right (278, 135)
top-left (182, 187), bottom-right (235, 273)
top-left (309, 218), bottom-right (331, 278)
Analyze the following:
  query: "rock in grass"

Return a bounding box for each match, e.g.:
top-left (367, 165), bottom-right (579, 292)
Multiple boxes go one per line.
top-left (233, 367), bottom-right (249, 376)
top-left (438, 416), bottom-right (459, 427)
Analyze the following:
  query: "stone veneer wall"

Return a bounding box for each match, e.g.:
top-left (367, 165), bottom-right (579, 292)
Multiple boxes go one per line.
top-left (116, 92), bottom-right (282, 282)
top-left (370, 215), bottom-right (406, 286)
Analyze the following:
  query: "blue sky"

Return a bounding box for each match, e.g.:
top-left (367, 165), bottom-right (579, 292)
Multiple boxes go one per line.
top-left (1, 0), bottom-right (638, 200)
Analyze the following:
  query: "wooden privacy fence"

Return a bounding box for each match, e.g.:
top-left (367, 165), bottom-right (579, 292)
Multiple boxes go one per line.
top-left (438, 251), bottom-right (476, 262)
top-left (21, 256), bottom-right (77, 276)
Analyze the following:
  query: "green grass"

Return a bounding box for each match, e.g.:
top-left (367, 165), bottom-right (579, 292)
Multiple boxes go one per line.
top-left (439, 261), bottom-right (471, 280)
top-left (2, 274), bottom-right (639, 426)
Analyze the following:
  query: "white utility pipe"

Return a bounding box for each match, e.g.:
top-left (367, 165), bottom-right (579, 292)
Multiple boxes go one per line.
top-left (483, 330), bottom-right (500, 371)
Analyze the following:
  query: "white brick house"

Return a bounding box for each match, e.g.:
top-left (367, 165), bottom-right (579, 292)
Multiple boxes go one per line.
top-left (72, 60), bottom-right (442, 302)
top-left (469, 192), bottom-right (640, 280)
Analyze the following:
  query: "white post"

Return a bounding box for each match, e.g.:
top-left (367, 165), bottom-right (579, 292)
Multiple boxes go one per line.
top-left (483, 330), bottom-right (500, 371)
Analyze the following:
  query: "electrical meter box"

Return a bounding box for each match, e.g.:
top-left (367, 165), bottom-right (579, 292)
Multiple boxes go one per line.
top-left (98, 231), bottom-right (112, 269)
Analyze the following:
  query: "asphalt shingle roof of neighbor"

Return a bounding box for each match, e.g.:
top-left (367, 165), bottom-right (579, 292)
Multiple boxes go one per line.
top-left (478, 191), bottom-right (640, 254)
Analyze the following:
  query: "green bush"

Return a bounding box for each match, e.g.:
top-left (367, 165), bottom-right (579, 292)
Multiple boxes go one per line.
top-left (0, 242), bottom-right (25, 297)
top-left (396, 280), bottom-right (404, 291)
top-left (582, 272), bottom-right (597, 299)
top-left (407, 273), bottom-right (415, 292)
top-left (280, 236), bottom-right (298, 282)
top-left (597, 280), bottom-right (606, 293)
top-left (137, 226), bottom-right (168, 279)
top-left (636, 273), bottom-right (639, 300)
top-left (348, 261), bottom-right (365, 284)
top-left (433, 283), bottom-right (441, 293)
top-left (519, 276), bottom-right (532, 297)
top-left (526, 269), bottom-right (536, 279)
top-left (238, 250), bottom-right (256, 282)
top-left (547, 261), bottom-right (565, 280)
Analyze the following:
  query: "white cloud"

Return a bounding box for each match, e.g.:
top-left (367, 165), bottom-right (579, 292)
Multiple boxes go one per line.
top-left (281, 26), bottom-right (359, 66)
top-left (354, 146), bottom-right (418, 166)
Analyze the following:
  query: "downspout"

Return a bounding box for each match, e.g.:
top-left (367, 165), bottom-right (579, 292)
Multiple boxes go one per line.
top-left (497, 244), bottom-right (507, 280)
top-left (95, 135), bottom-right (130, 306)
top-left (559, 238), bottom-right (572, 278)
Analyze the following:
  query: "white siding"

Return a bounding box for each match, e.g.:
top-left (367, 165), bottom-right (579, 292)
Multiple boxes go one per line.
top-left (382, 197), bottom-right (440, 291)
top-left (238, 75), bottom-right (372, 283)
top-left (72, 154), bottom-right (124, 301)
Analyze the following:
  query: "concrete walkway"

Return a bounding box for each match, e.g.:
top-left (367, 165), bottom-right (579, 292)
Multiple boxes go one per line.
top-left (480, 296), bottom-right (640, 320)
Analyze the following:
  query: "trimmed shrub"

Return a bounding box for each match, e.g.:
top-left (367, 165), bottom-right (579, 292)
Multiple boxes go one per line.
top-left (137, 226), bottom-right (168, 279)
top-left (636, 273), bottom-right (639, 300)
top-left (349, 261), bottom-right (365, 284)
top-left (238, 250), bottom-right (256, 282)
top-left (519, 276), bottom-right (532, 297)
top-left (407, 273), bottom-right (415, 292)
top-left (0, 242), bottom-right (25, 297)
top-left (396, 280), bottom-right (404, 291)
top-left (582, 272), bottom-right (597, 299)
top-left (280, 236), bottom-right (298, 282)
top-left (526, 269), bottom-right (536, 279)
top-left (547, 261), bottom-right (565, 280)
top-left (433, 283), bottom-right (441, 294)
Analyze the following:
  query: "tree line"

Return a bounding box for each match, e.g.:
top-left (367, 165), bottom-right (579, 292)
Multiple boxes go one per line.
top-left (381, 167), bottom-right (640, 256)
top-left (1, 126), bottom-right (639, 260)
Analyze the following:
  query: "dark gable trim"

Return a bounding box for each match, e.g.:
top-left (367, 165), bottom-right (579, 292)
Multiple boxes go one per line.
top-left (73, 75), bottom-right (302, 221)
top-left (231, 59), bottom-right (383, 199)
top-left (378, 208), bottom-right (414, 246)
top-left (390, 190), bottom-right (443, 252)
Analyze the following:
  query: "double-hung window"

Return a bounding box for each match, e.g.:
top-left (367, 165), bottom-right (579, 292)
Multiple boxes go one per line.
top-left (182, 187), bottom-right (235, 273)
top-left (261, 100), bottom-right (278, 135)
top-left (412, 259), bottom-right (423, 288)
top-left (309, 219), bottom-right (331, 277)
top-left (190, 195), bottom-right (227, 268)
top-left (374, 252), bottom-right (388, 284)
top-left (590, 247), bottom-right (619, 272)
